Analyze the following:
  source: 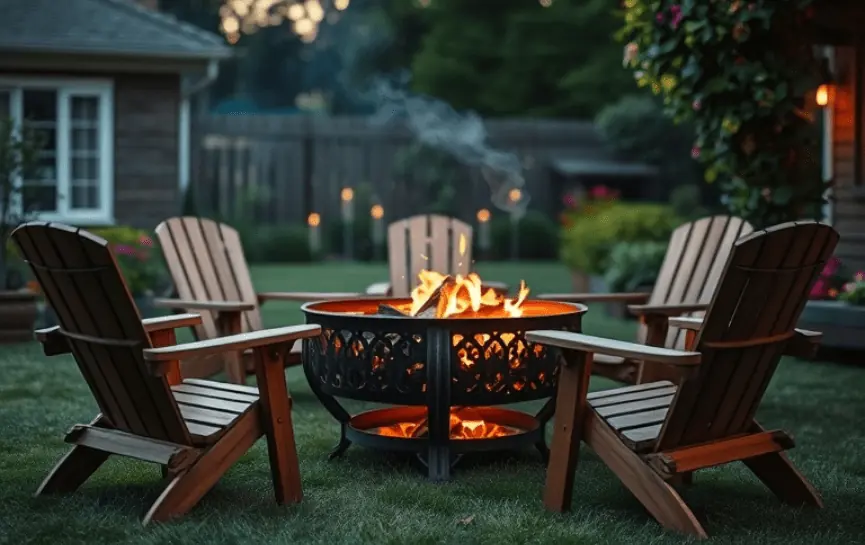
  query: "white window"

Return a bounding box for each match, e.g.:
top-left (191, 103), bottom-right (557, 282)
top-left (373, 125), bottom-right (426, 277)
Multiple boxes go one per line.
top-left (0, 78), bottom-right (114, 225)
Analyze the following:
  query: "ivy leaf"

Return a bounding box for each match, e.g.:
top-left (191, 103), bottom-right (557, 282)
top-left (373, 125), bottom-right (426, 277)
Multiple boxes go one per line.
top-left (772, 186), bottom-right (793, 206)
top-left (684, 21), bottom-right (706, 33)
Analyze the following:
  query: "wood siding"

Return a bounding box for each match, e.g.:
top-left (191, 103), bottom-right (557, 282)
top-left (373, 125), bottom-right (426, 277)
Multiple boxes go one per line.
top-left (832, 46), bottom-right (865, 273)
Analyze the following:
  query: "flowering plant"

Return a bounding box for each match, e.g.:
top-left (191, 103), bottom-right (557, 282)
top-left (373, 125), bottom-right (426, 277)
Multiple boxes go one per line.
top-left (560, 185), bottom-right (620, 228)
top-left (89, 227), bottom-right (169, 298)
top-left (809, 256), bottom-right (846, 301)
top-left (619, 0), bottom-right (827, 227)
top-left (838, 271), bottom-right (865, 306)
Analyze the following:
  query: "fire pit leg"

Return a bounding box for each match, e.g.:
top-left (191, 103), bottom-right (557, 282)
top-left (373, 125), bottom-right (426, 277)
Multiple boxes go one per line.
top-left (426, 327), bottom-right (453, 482)
top-left (302, 344), bottom-right (353, 458)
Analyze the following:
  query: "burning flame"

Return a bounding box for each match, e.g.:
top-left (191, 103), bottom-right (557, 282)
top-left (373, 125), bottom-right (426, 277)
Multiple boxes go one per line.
top-left (376, 411), bottom-right (517, 440)
top-left (408, 270), bottom-right (529, 318)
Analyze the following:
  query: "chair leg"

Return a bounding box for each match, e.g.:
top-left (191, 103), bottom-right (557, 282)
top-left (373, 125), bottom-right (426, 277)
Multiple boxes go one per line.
top-left (143, 410), bottom-right (262, 525)
top-left (744, 451), bottom-right (823, 508)
top-left (585, 412), bottom-right (708, 538)
top-left (35, 445), bottom-right (110, 496)
top-left (544, 350), bottom-right (592, 511)
top-left (253, 344), bottom-right (303, 504)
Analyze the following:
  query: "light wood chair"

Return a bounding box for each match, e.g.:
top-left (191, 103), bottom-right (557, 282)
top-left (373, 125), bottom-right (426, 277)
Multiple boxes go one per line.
top-left (540, 215), bottom-right (753, 384)
top-left (365, 214), bottom-right (508, 297)
top-left (527, 220), bottom-right (835, 538)
top-left (154, 216), bottom-right (360, 383)
top-left (12, 221), bottom-right (321, 525)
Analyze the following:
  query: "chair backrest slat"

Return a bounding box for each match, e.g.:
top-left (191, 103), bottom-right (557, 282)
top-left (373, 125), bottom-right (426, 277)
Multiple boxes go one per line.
top-left (640, 216), bottom-right (753, 349)
top-left (156, 217), bottom-right (262, 339)
top-left (13, 222), bottom-right (190, 445)
top-left (387, 215), bottom-right (474, 297)
top-left (657, 221), bottom-right (838, 451)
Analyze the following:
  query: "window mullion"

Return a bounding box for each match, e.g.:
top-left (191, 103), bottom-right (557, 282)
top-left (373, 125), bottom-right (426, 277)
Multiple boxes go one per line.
top-left (57, 89), bottom-right (71, 217)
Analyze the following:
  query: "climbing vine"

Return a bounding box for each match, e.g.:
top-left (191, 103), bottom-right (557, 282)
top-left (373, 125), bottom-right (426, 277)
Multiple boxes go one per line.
top-left (619, 0), bottom-right (827, 227)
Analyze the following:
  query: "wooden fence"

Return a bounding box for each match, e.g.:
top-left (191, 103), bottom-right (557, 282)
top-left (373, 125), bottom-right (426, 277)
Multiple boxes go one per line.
top-left (189, 115), bottom-right (606, 227)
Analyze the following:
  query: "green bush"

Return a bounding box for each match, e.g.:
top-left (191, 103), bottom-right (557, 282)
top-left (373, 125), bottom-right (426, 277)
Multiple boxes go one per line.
top-left (89, 226), bottom-right (170, 297)
top-left (560, 202), bottom-right (680, 275)
top-left (487, 210), bottom-right (559, 261)
top-left (604, 240), bottom-right (669, 292)
top-left (239, 225), bottom-right (315, 263)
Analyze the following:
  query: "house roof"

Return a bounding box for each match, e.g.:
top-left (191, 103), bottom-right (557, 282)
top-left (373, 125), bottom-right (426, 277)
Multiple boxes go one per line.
top-left (0, 0), bottom-right (232, 61)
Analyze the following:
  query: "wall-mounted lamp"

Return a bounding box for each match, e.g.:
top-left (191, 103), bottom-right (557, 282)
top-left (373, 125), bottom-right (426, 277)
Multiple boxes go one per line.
top-left (816, 57), bottom-right (835, 108)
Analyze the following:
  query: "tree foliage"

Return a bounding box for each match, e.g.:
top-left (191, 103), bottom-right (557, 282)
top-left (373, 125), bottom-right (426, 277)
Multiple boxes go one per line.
top-left (410, 0), bottom-right (635, 118)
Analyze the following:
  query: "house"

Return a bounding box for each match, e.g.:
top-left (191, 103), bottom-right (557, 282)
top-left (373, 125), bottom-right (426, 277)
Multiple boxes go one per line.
top-left (815, 0), bottom-right (865, 273)
top-left (0, 0), bottom-right (231, 228)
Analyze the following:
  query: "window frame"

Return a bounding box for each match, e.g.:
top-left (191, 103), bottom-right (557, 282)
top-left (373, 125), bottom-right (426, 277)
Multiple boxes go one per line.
top-left (0, 76), bottom-right (114, 225)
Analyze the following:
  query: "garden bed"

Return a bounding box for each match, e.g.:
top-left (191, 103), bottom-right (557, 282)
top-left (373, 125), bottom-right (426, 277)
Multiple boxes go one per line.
top-left (798, 300), bottom-right (865, 353)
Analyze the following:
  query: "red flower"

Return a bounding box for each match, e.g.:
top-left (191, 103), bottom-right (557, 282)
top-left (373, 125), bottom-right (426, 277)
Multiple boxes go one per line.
top-left (690, 146), bottom-right (701, 159)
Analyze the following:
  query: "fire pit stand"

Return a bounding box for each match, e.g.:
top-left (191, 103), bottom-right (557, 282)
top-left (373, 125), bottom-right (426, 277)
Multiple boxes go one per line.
top-left (301, 298), bottom-right (585, 481)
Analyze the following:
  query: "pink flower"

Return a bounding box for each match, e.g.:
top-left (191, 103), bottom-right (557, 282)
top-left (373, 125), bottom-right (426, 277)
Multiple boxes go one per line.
top-left (623, 42), bottom-right (639, 66)
top-left (139, 235), bottom-right (153, 247)
top-left (845, 282), bottom-right (856, 293)
top-left (656, 11), bottom-right (665, 23)
top-left (810, 279), bottom-right (826, 298)
top-left (563, 194), bottom-right (576, 208)
top-left (692, 99), bottom-right (702, 111)
top-left (856, 271), bottom-right (864, 282)
top-left (670, 5), bottom-right (683, 28)
top-left (114, 244), bottom-right (135, 256)
top-left (690, 146), bottom-right (700, 159)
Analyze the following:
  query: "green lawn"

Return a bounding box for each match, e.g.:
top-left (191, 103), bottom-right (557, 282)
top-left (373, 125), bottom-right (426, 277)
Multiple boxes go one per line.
top-left (2, 261), bottom-right (865, 544)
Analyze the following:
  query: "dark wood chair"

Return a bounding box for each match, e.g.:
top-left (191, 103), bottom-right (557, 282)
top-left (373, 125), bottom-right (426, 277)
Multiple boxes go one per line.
top-left (154, 216), bottom-right (360, 383)
top-left (527, 220), bottom-right (835, 538)
top-left (365, 214), bottom-right (508, 297)
top-left (12, 221), bottom-right (321, 525)
top-left (539, 215), bottom-right (753, 384)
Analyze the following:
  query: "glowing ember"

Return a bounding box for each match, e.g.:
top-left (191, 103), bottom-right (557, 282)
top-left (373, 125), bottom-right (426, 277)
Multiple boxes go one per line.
top-left (376, 410), bottom-right (518, 440)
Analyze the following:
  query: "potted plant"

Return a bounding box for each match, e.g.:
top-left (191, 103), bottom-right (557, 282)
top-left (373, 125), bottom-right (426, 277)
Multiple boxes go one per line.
top-left (798, 258), bottom-right (865, 353)
top-left (0, 116), bottom-right (44, 343)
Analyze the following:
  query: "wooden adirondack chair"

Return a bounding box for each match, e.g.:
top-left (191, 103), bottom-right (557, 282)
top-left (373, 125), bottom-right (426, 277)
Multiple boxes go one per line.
top-left (540, 215), bottom-right (754, 385)
top-left (12, 222), bottom-right (321, 524)
top-left (365, 214), bottom-right (508, 297)
top-left (154, 216), bottom-right (360, 384)
top-left (526, 220), bottom-right (836, 538)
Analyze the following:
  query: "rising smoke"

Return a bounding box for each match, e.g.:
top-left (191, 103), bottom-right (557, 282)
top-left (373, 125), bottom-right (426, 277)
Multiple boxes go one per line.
top-left (366, 74), bottom-right (530, 216)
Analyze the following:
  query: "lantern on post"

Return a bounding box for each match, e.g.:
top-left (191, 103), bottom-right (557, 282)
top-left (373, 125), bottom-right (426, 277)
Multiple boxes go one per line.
top-left (340, 187), bottom-right (355, 260)
top-left (508, 188), bottom-right (523, 261)
top-left (370, 204), bottom-right (385, 260)
top-left (476, 208), bottom-right (491, 258)
top-left (307, 212), bottom-right (321, 256)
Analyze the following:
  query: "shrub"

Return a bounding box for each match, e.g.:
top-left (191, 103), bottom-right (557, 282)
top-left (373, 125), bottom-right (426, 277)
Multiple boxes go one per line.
top-left (239, 224), bottom-right (315, 263)
top-left (488, 210), bottom-right (559, 261)
top-left (89, 226), bottom-right (170, 297)
top-left (560, 202), bottom-right (680, 275)
top-left (809, 256), bottom-right (846, 301)
top-left (604, 240), bottom-right (669, 292)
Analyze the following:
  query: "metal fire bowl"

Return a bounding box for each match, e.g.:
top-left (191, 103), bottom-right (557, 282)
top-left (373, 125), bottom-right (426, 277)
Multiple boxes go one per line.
top-left (300, 298), bottom-right (586, 407)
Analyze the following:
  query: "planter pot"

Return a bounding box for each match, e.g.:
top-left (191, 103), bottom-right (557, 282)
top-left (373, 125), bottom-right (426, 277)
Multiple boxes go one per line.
top-left (0, 290), bottom-right (39, 344)
top-left (798, 300), bottom-right (865, 353)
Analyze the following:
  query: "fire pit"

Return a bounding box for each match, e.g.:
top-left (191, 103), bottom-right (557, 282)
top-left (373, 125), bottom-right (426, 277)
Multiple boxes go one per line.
top-left (301, 271), bottom-right (585, 481)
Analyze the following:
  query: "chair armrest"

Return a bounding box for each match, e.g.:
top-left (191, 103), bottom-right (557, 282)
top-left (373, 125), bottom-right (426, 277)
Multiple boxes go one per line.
top-left (35, 326), bottom-right (71, 356)
top-left (628, 303), bottom-right (708, 317)
top-left (785, 329), bottom-right (822, 359)
top-left (537, 292), bottom-right (651, 303)
top-left (143, 324), bottom-right (322, 364)
top-left (666, 317), bottom-right (822, 358)
top-left (35, 313), bottom-right (206, 357)
top-left (153, 298), bottom-right (256, 312)
top-left (365, 282), bottom-right (392, 296)
top-left (257, 291), bottom-right (361, 303)
top-left (141, 313), bottom-right (203, 333)
top-left (668, 316), bottom-right (704, 331)
top-left (526, 330), bottom-right (702, 366)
